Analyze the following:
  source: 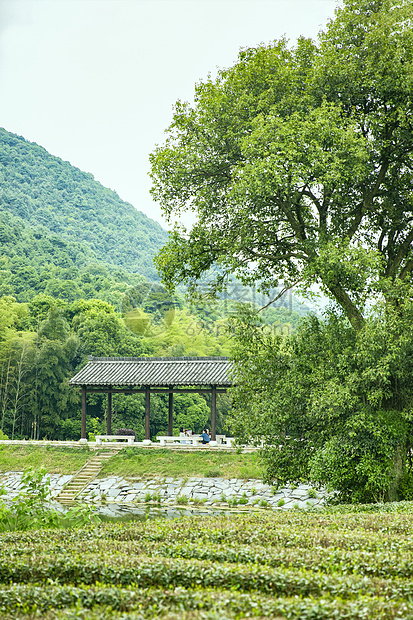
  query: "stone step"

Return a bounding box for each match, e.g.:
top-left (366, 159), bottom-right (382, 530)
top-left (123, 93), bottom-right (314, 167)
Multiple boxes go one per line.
top-left (56, 451), bottom-right (116, 503)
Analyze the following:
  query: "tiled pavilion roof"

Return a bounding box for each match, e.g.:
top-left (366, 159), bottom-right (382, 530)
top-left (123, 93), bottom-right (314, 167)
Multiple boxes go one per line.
top-left (69, 356), bottom-right (232, 388)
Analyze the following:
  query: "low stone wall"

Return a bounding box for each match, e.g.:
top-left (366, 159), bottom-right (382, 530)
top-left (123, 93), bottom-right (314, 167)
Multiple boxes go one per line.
top-left (0, 471), bottom-right (325, 510)
top-left (0, 472), bottom-right (72, 500)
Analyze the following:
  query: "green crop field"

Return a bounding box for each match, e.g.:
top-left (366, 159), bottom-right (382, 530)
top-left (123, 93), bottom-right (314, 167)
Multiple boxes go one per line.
top-left (1, 506), bottom-right (413, 619)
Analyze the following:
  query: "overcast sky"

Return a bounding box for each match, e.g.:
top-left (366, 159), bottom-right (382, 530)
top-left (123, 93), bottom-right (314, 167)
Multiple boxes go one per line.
top-left (0, 0), bottom-right (338, 230)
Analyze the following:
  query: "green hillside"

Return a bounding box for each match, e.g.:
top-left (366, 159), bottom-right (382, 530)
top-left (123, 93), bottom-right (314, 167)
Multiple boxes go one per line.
top-left (0, 128), bottom-right (167, 282)
top-left (0, 209), bottom-right (147, 305)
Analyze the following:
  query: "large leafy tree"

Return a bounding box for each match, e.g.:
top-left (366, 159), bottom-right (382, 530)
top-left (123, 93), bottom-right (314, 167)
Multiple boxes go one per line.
top-left (150, 0), bottom-right (413, 501)
top-left (150, 0), bottom-right (413, 331)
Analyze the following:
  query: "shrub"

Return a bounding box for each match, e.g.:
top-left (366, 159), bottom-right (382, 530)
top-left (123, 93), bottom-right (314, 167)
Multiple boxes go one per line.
top-left (176, 495), bottom-right (189, 505)
top-left (0, 469), bottom-right (99, 531)
top-left (205, 469), bottom-right (221, 478)
top-left (115, 428), bottom-right (136, 440)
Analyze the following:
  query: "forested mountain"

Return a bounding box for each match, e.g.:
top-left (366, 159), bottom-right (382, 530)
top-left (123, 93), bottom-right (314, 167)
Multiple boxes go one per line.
top-left (0, 208), bottom-right (148, 306)
top-left (0, 128), bottom-right (167, 283)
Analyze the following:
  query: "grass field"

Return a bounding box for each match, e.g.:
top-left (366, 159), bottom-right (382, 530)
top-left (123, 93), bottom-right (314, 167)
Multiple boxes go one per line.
top-left (0, 445), bottom-right (264, 480)
top-left (0, 445), bottom-right (91, 474)
top-left (100, 447), bottom-right (264, 480)
top-left (1, 505), bottom-right (413, 619)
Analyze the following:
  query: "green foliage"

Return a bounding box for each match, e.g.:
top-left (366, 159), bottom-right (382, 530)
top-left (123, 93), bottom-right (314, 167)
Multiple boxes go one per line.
top-left (229, 298), bottom-right (413, 503)
top-left (0, 291), bottom-right (238, 441)
top-left (147, 0), bottom-right (413, 506)
top-left (0, 469), bottom-right (98, 531)
top-left (176, 495), bottom-right (189, 505)
top-left (3, 508), bottom-right (413, 617)
top-left (0, 295), bottom-right (150, 441)
top-left (150, 0), bottom-right (413, 334)
top-left (205, 469), bottom-right (221, 478)
top-left (70, 298), bottom-right (145, 358)
top-left (0, 209), bottom-right (151, 309)
top-left (130, 306), bottom-right (232, 358)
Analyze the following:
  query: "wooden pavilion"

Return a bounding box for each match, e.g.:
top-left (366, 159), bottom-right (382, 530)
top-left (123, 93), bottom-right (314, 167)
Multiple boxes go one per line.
top-left (69, 356), bottom-right (232, 440)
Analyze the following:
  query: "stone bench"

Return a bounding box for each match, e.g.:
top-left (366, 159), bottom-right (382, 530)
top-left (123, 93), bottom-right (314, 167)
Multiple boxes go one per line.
top-left (95, 435), bottom-right (135, 445)
top-left (156, 436), bottom-right (181, 446)
top-left (156, 435), bottom-right (205, 446)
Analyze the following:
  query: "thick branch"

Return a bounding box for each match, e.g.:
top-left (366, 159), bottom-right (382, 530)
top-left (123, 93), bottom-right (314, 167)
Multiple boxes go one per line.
top-left (385, 228), bottom-right (413, 279)
top-left (275, 199), bottom-right (307, 244)
top-left (346, 203), bottom-right (364, 240)
top-left (346, 158), bottom-right (391, 240)
top-left (326, 284), bottom-right (365, 332)
top-left (400, 260), bottom-right (413, 280)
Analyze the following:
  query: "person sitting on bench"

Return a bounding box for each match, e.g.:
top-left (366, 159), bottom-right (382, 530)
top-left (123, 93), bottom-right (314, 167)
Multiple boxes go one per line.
top-left (199, 428), bottom-right (210, 444)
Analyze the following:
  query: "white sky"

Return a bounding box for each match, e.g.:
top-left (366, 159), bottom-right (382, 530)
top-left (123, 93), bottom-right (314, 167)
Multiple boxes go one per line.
top-left (0, 0), bottom-right (338, 230)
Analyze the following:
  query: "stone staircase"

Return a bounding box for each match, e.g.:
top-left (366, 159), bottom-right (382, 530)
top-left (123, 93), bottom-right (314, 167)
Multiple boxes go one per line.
top-left (56, 452), bottom-right (115, 504)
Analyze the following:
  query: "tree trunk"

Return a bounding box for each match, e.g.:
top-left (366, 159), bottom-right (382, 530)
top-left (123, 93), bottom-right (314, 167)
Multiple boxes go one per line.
top-left (386, 445), bottom-right (405, 502)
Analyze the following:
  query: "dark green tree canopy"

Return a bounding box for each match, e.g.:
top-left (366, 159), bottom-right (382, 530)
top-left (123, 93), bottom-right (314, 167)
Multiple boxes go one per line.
top-left (150, 0), bottom-right (413, 330)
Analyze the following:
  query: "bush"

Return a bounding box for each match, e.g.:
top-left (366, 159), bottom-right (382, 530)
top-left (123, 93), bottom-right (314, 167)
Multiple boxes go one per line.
top-left (176, 495), bottom-right (189, 505)
top-left (115, 428), bottom-right (136, 440)
top-left (205, 469), bottom-right (221, 478)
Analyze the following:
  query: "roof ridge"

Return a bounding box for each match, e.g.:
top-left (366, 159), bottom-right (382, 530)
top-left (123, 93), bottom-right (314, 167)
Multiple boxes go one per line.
top-left (70, 357), bottom-right (232, 387)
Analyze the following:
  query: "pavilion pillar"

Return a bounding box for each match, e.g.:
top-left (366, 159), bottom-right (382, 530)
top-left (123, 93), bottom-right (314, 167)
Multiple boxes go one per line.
top-left (168, 387), bottom-right (173, 436)
top-left (145, 387), bottom-right (150, 440)
top-left (107, 389), bottom-right (112, 435)
top-left (211, 385), bottom-right (216, 440)
top-left (81, 386), bottom-right (87, 439)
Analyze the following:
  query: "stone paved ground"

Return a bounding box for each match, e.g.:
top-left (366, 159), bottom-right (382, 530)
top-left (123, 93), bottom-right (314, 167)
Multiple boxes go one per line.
top-left (0, 471), bottom-right (326, 510)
